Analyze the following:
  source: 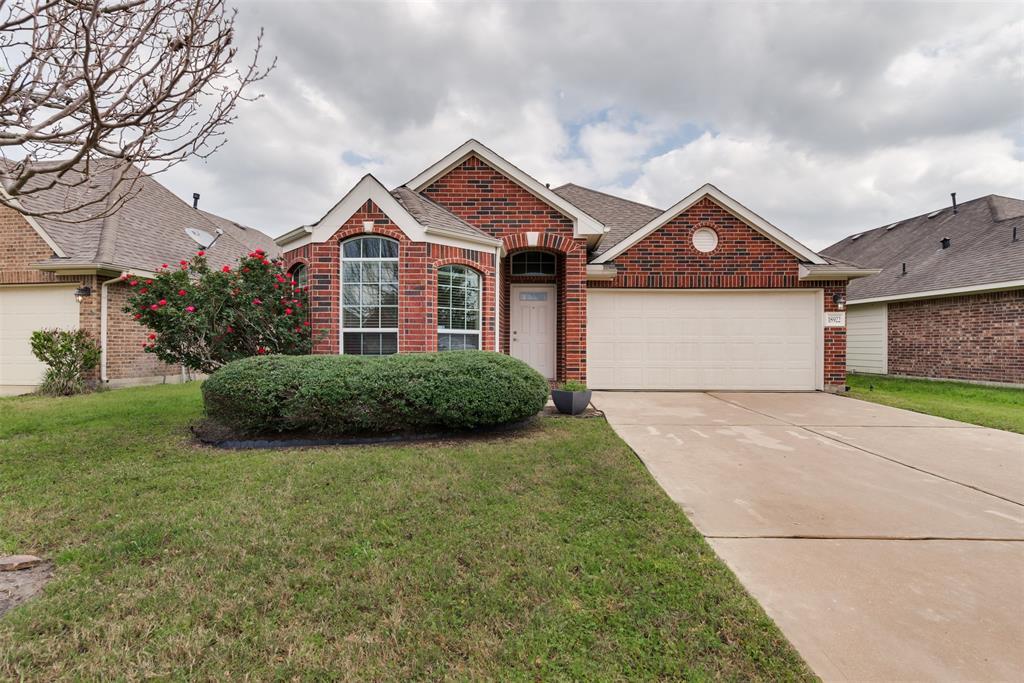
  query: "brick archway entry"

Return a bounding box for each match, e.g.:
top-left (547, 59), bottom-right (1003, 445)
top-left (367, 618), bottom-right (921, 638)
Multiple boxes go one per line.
top-left (501, 233), bottom-right (587, 383)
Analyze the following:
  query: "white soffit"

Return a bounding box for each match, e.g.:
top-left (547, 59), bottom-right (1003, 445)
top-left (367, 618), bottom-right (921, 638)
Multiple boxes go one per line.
top-left (592, 183), bottom-right (826, 265)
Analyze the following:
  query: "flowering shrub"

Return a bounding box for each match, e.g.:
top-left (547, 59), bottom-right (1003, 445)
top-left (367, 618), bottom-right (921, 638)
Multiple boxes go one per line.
top-left (123, 249), bottom-right (311, 373)
top-left (29, 328), bottom-right (102, 395)
top-left (202, 352), bottom-right (550, 436)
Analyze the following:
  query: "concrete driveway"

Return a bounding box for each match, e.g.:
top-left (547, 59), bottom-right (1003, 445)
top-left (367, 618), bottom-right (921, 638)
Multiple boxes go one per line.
top-left (594, 391), bottom-right (1024, 682)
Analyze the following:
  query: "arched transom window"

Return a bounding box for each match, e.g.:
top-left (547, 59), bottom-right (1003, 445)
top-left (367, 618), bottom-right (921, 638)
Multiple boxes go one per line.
top-left (288, 262), bottom-right (308, 290)
top-left (341, 236), bottom-right (399, 355)
top-left (510, 250), bottom-right (556, 276)
top-left (437, 265), bottom-right (481, 350)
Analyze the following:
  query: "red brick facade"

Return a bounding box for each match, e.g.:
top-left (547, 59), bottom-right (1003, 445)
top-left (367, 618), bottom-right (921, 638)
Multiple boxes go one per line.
top-left (888, 289), bottom-right (1024, 385)
top-left (284, 199), bottom-right (496, 356)
top-left (422, 155), bottom-right (588, 380)
top-left (0, 204), bottom-right (179, 389)
top-left (286, 156), bottom-right (849, 389)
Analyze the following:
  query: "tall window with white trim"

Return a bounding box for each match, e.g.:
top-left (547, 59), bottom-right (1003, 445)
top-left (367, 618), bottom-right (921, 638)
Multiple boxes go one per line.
top-left (341, 236), bottom-right (399, 355)
top-left (437, 265), bottom-right (481, 350)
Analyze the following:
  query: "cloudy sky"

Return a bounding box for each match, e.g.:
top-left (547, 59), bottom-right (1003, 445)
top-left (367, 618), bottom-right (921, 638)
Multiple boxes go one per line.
top-left (161, 0), bottom-right (1024, 250)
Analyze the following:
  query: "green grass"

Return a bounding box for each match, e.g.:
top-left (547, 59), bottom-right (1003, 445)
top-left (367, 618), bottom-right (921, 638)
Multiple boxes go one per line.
top-left (0, 383), bottom-right (811, 681)
top-left (847, 373), bottom-right (1024, 433)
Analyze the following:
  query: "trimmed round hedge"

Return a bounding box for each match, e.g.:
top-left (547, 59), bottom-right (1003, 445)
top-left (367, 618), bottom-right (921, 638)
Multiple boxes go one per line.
top-left (202, 351), bottom-right (550, 436)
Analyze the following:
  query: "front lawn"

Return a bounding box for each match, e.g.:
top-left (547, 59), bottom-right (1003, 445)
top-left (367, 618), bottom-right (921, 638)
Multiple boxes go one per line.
top-left (0, 384), bottom-right (811, 680)
top-left (847, 373), bottom-right (1024, 433)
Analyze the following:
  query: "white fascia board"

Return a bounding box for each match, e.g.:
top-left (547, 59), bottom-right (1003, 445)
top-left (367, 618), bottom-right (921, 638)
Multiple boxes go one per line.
top-left (405, 139), bottom-right (606, 238)
top-left (798, 264), bottom-right (883, 281)
top-left (275, 225), bottom-right (313, 247)
top-left (586, 264), bottom-right (617, 280)
top-left (423, 225), bottom-right (502, 249)
top-left (848, 279), bottom-right (1024, 305)
top-left (592, 183), bottom-right (826, 265)
top-left (308, 174), bottom-right (427, 244)
top-left (0, 186), bottom-right (67, 257)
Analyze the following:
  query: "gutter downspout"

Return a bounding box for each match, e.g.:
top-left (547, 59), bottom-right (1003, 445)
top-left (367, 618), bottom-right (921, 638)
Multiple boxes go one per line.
top-left (99, 275), bottom-right (123, 383)
top-left (494, 244), bottom-right (502, 352)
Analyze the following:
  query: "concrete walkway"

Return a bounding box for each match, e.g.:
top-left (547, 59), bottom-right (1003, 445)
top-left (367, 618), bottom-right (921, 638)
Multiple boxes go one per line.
top-left (594, 391), bottom-right (1024, 682)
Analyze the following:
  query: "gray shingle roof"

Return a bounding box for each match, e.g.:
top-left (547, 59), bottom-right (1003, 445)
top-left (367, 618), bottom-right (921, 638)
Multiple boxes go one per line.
top-left (391, 186), bottom-right (495, 242)
top-left (9, 159), bottom-right (277, 273)
top-left (821, 194), bottom-right (1024, 301)
top-left (552, 183), bottom-right (663, 257)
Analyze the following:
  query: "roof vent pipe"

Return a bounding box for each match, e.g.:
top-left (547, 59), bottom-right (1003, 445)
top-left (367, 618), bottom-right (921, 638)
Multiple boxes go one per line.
top-left (941, 237), bottom-right (951, 249)
top-left (951, 192), bottom-right (957, 214)
top-left (192, 192), bottom-right (200, 209)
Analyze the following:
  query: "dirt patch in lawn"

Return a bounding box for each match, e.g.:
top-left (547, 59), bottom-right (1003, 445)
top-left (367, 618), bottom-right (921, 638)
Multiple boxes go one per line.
top-left (1, 562), bottom-right (53, 618)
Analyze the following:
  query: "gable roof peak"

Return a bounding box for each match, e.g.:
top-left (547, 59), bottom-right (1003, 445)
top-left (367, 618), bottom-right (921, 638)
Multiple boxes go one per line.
top-left (405, 139), bottom-right (606, 241)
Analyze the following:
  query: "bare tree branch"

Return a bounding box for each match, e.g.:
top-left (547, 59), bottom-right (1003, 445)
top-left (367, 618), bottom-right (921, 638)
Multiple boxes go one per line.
top-left (0, 0), bottom-right (274, 221)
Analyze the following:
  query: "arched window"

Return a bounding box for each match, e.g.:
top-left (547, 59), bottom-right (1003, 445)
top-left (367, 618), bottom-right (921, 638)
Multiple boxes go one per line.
top-left (437, 265), bottom-right (481, 350)
top-left (341, 236), bottom-right (399, 355)
top-left (510, 250), bottom-right (556, 276)
top-left (288, 262), bottom-right (308, 290)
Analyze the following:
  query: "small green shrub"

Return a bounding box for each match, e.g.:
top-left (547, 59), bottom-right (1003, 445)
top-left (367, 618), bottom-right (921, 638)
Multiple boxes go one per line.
top-left (559, 380), bottom-right (588, 392)
top-left (202, 351), bottom-right (550, 436)
top-left (29, 328), bottom-right (102, 396)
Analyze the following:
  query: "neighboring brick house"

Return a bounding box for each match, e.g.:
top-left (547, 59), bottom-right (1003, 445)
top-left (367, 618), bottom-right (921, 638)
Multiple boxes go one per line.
top-left (0, 161), bottom-right (277, 395)
top-left (278, 139), bottom-right (876, 391)
top-left (822, 194), bottom-right (1024, 385)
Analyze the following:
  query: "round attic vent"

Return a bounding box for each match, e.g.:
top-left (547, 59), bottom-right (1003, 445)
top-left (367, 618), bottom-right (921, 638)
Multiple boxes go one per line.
top-left (692, 227), bottom-right (719, 253)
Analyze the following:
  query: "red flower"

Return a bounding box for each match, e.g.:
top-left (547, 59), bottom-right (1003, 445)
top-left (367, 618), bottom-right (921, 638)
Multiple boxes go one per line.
top-left (133, 313), bottom-right (141, 320)
top-left (256, 346), bottom-right (266, 355)
top-left (242, 267), bottom-right (250, 273)
top-left (139, 287), bottom-right (148, 294)
top-left (185, 305), bottom-right (196, 312)
top-left (161, 263), bottom-right (169, 269)
top-left (252, 298), bottom-right (262, 306)
top-left (284, 308), bottom-right (293, 315)
top-left (145, 279), bottom-right (153, 285)
top-left (303, 321), bottom-right (310, 327)
top-left (148, 333), bottom-right (156, 340)
top-left (221, 265), bottom-right (231, 273)
top-left (255, 248), bottom-right (265, 256)
top-left (158, 299), bottom-right (167, 306)
top-left (150, 304), bottom-right (159, 310)
top-left (129, 280), bottom-right (138, 287)
top-left (274, 284), bottom-right (280, 289)
top-left (179, 260), bottom-right (188, 266)
top-left (141, 342), bottom-right (147, 348)
top-left (226, 326), bottom-right (234, 333)
top-left (178, 289), bottom-right (187, 296)
top-left (196, 250), bottom-right (205, 256)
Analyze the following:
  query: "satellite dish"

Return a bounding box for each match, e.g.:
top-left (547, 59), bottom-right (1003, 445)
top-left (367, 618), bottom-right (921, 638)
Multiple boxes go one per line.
top-left (185, 227), bottom-right (215, 248)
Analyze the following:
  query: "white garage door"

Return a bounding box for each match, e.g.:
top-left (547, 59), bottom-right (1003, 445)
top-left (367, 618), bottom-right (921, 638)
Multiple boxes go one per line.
top-left (0, 285), bottom-right (79, 394)
top-left (588, 290), bottom-right (821, 390)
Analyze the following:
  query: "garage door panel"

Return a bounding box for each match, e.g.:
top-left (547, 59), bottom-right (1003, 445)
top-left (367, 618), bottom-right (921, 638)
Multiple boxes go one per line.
top-left (0, 285), bottom-right (80, 391)
top-left (588, 290), bottom-right (820, 390)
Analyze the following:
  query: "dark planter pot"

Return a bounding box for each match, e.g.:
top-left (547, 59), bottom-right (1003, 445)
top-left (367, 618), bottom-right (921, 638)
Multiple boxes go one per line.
top-left (551, 389), bottom-right (593, 415)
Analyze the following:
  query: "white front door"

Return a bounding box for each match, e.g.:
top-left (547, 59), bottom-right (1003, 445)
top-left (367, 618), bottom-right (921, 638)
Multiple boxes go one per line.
top-left (510, 285), bottom-right (556, 379)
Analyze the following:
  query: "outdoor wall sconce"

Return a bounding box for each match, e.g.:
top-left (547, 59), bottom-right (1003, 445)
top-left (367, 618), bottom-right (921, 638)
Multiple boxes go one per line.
top-left (832, 292), bottom-right (846, 310)
top-left (74, 285), bottom-right (92, 303)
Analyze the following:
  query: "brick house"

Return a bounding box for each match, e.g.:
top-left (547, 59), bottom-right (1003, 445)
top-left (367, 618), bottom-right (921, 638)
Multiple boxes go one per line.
top-left (0, 161), bottom-right (277, 395)
top-left (278, 140), bottom-right (876, 391)
top-left (822, 194), bottom-right (1024, 386)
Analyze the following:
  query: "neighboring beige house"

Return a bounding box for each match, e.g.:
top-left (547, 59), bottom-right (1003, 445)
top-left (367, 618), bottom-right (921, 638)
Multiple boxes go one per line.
top-left (0, 161), bottom-right (277, 395)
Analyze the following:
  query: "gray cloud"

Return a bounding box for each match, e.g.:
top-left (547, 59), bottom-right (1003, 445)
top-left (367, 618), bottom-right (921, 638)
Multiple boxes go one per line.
top-left (160, 0), bottom-right (1024, 250)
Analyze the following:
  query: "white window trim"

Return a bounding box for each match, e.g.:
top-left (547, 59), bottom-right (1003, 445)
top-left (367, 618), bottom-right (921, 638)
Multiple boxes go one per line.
top-left (339, 236), bottom-right (400, 355)
top-left (437, 265), bottom-right (482, 350)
